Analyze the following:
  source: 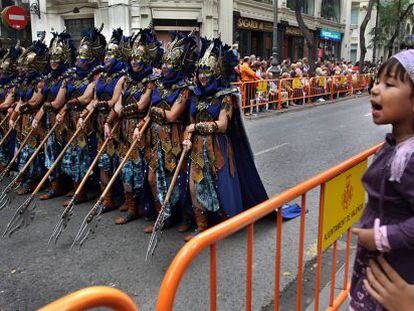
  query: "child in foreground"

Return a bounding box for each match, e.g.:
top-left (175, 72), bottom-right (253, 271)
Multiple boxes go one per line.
top-left (350, 49), bottom-right (414, 310)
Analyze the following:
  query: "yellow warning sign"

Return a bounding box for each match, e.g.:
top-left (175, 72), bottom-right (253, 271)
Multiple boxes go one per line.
top-left (257, 81), bottom-right (268, 92)
top-left (318, 77), bottom-right (326, 87)
top-left (293, 78), bottom-right (302, 89)
top-left (322, 160), bottom-right (367, 251)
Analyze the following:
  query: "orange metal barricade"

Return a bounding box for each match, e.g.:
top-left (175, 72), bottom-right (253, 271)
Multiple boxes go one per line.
top-left (237, 79), bottom-right (280, 113)
top-left (308, 76), bottom-right (331, 103)
top-left (39, 286), bottom-right (138, 311)
top-left (156, 143), bottom-right (382, 311)
top-left (235, 74), bottom-right (371, 113)
top-left (331, 75), bottom-right (353, 99)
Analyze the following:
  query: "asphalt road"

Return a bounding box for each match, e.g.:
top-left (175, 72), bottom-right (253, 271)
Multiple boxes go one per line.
top-left (0, 96), bottom-right (389, 311)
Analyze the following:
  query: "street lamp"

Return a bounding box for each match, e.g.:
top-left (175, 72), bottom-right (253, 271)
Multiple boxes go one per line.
top-left (270, 0), bottom-right (279, 73)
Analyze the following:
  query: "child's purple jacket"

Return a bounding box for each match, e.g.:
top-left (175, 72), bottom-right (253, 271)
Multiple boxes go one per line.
top-left (350, 134), bottom-right (414, 310)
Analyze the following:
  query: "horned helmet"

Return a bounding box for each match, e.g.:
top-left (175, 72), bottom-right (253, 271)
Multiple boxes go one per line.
top-left (130, 27), bottom-right (163, 68)
top-left (77, 24), bottom-right (106, 65)
top-left (49, 30), bottom-right (76, 67)
top-left (17, 32), bottom-right (49, 75)
top-left (197, 37), bottom-right (238, 86)
top-left (162, 31), bottom-right (198, 77)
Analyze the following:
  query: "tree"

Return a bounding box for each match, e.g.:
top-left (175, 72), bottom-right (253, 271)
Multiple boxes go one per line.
top-left (369, 0), bottom-right (414, 59)
top-left (386, 0), bottom-right (414, 58)
top-left (294, 0), bottom-right (317, 73)
top-left (359, 0), bottom-right (376, 74)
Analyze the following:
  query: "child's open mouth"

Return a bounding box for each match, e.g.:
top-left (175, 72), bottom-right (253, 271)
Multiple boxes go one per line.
top-left (371, 101), bottom-right (382, 111)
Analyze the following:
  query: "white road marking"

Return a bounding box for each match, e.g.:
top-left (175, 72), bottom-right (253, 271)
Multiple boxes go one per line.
top-left (254, 143), bottom-right (289, 157)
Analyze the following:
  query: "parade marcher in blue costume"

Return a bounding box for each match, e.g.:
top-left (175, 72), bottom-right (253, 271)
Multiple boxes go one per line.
top-left (105, 27), bottom-right (163, 225)
top-left (182, 38), bottom-right (268, 241)
top-left (58, 25), bottom-right (107, 207)
top-left (0, 42), bottom-right (22, 171)
top-left (78, 28), bottom-right (128, 212)
top-left (9, 34), bottom-right (49, 195)
top-left (139, 31), bottom-right (198, 234)
top-left (31, 31), bottom-right (77, 200)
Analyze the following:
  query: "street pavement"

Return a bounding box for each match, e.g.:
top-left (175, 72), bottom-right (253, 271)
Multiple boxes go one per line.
top-left (0, 96), bottom-right (388, 310)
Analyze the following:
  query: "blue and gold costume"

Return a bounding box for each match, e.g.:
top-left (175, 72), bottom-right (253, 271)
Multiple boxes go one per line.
top-left (0, 43), bottom-right (22, 169)
top-left (80, 28), bottom-right (128, 211)
top-left (144, 32), bottom-right (198, 233)
top-left (11, 37), bottom-right (49, 194)
top-left (184, 38), bottom-right (268, 241)
top-left (38, 31), bottom-right (77, 200)
top-left (60, 27), bottom-right (106, 205)
top-left (112, 27), bottom-right (163, 224)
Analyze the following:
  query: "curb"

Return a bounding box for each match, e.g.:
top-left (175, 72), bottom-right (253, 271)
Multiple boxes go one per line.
top-left (244, 93), bottom-right (369, 121)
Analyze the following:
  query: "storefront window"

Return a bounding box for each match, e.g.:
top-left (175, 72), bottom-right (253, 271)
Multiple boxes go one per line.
top-left (287, 0), bottom-right (314, 15)
top-left (64, 18), bottom-right (95, 48)
top-left (321, 0), bottom-right (340, 23)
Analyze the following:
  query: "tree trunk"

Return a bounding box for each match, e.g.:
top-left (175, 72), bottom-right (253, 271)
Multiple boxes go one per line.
top-left (295, 0), bottom-right (317, 74)
top-left (359, 0), bottom-right (376, 74)
top-left (387, 2), bottom-right (414, 59)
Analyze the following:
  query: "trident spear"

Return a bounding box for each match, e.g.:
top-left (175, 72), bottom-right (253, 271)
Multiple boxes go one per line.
top-left (0, 112), bottom-right (11, 129)
top-left (0, 126), bottom-right (36, 182)
top-left (145, 133), bottom-right (193, 260)
top-left (0, 116), bottom-right (63, 212)
top-left (48, 119), bottom-right (121, 245)
top-left (71, 116), bottom-right (151, 249)
top-left (2, 109), bottom-right (95, 237)
top-left (0, 115), bottom-right (20, 149)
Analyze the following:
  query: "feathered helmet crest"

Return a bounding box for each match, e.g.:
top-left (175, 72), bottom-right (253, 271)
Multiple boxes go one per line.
top-left (131, 27), bottom-right (163, 68)
top-left (163, 30), bottom-right (198, 76)
top-left (0, 40), bottom-right (23, 74)
top-left (197, 37), bottom-right (238, 85)
top-left (49, 30), bottom-right (76, 66)
top-left (18, 32), bottom-right (49, 74)
top-left (78, 24), bottom-right (106, 63)
top-left (105, 28), bottom-right (130, 62)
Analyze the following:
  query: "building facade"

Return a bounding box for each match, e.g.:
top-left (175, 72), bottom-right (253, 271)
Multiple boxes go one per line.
top-left (29, 0), bottom-right (358, 61)
top-left (345, 1), bottom-right (377, 64)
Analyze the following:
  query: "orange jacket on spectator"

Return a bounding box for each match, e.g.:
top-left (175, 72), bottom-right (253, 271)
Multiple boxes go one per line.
top-left (240, 62), bottom-right (260, 82)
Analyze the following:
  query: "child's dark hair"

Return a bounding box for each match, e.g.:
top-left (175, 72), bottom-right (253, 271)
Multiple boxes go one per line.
top-left (377, 57), bottom-right (414, 96)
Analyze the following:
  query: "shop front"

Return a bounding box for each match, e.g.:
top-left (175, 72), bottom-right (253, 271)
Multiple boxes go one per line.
top-left (318, 28), bottom-right (342, 60)
top-left (283, 26), bottom-right (306, 61)
top-left (234, 15), bottom-right (273, 59)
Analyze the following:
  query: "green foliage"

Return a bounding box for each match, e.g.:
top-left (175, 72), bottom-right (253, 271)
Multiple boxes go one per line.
top-left (369, 0), bottom-right (414, 49)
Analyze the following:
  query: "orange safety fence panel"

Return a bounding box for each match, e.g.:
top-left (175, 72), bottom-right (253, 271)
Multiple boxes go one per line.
top-left (308, 77), bottom-right (331, 103)
top-left (236, 79), bottom-right (281, 113)
top-left (39, 286), bottom-right (138, 311)
top-left (156, 143), bottom-right (382, 311)
top-left (234, 74), bottom-right (372, 113)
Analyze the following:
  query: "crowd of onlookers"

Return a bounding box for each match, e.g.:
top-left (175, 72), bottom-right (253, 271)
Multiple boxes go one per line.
top-left (231, 49), bottom-right (378, 113)
top-left (235, 53), bottom-right (379, 83)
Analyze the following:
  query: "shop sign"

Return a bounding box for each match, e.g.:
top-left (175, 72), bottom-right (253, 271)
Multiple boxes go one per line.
top-left (237, 17), bottom-right (272, 31)
top-left (320, 29), bottom-right (341, 42)
top-left (285, 26), bottom-right (303, 37)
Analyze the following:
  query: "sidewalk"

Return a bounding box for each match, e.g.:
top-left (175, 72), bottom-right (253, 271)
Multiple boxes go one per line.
top-left (244, 93), bottom-right (369, 121)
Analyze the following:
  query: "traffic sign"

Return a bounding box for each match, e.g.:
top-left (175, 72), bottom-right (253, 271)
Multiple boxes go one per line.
top-left (1, 6), bottom-right (28, 30)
